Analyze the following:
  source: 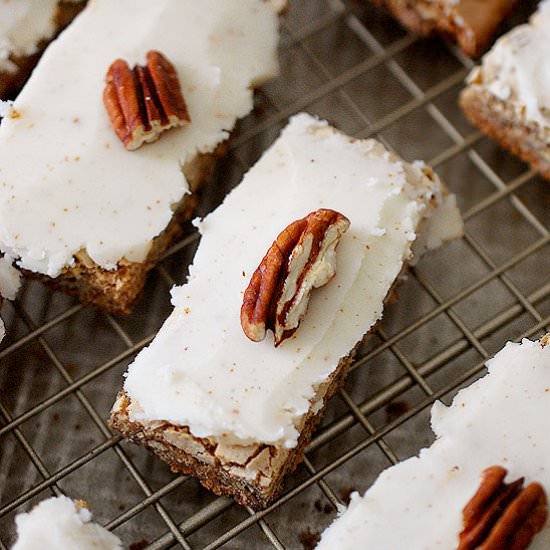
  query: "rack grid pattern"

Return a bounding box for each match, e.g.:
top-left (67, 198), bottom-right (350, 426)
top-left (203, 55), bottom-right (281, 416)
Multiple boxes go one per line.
top-left (1, 0), bottom-right (548, 548)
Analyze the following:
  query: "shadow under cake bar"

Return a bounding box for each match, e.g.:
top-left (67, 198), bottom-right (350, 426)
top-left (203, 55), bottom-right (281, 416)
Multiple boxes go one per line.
top-left (12, 496), bottom-right (122, 550)
top-left (110, 112), bottom-right (464, 509)
top-left (461, 0), bottom-right (550, 180)
top-left (0, 0), bottom-right (85, 99)
top-left (369, 0), bottom-right (518, 57)
top-left (0, 0), bottom-right (282, 314)
top-left (317, 334), bottom-right (550, 549)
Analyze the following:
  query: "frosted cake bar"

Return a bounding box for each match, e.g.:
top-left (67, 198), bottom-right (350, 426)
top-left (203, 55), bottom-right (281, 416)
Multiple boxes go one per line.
top-left (461, 0), bottom-right (550, 180)
top-left (0, 0), bottom-right (282, 313)
top-left (318, 335), bottom-right (550, 549)
top-left (110, 113), bottom-right (463, 509)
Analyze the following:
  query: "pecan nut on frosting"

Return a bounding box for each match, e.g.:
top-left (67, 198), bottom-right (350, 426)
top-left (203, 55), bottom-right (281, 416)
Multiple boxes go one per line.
top-left (457, 465), bottom-right (548, 550)
top-left (241, 208), bottom-right (350, 347)
top-left (103, 50), bottom-right (190, 151)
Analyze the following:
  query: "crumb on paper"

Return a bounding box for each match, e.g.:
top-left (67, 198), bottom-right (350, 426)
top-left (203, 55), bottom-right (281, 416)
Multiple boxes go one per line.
top-left (385, 400), bottom-right (410, 423)
top-left (299, 528), bottom-right (320, 550)
top-left (129, 540), bottom-right (149, 550)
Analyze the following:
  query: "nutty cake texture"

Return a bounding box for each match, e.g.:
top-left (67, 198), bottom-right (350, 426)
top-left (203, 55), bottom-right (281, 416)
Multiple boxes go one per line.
top-left (370, 0), bottom-right (518, 57)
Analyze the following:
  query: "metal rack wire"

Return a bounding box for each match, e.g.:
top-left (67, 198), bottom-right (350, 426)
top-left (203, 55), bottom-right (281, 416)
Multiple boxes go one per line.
top-left (1, 0), bottom-right (548, 548)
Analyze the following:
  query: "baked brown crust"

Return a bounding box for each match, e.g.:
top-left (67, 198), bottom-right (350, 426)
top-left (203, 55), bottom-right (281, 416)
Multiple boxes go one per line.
top-left (369, 0), bottom-right (518, 57)
top-left (110, 350), bottom-right (354, 509)
top-left (0, 2), bottom-right (85, 99)
top-left (460, 86), bottom-right (550, 181)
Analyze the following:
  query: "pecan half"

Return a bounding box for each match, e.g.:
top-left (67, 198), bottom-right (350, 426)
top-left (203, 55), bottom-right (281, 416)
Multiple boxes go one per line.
top-left (241, 208), bottom-right (350, 347)
top-left (103, 50), bottom-right (190, 150)
top-left (457, 465), bottom-right (548, 550)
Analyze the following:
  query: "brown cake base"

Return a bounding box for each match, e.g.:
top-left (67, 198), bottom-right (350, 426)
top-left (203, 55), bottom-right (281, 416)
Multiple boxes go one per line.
top-left (369, 0), bottom-right (518, 57)
top-left (460, 86), bottom-right (550, 181)
top-left (110, 352), bottom-right (354, 509)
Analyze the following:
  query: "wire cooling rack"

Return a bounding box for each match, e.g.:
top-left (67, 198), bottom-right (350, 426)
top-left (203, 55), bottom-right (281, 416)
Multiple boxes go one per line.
top-left (1, 0), bottom-right (549, 548)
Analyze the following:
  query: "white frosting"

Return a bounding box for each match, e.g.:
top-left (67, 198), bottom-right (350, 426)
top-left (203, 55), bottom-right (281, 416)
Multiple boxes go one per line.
top-left (317, 337), bottom-right (550, 549)
top-left (122, 113), bottom-right (463, 449)
top-left (13, 496), bottom-right (122, 550)
top-left (0, 255), bottom-right (21, 300)
top-left (472, 0), bottom-right (550, 129)
top-left (0, 0), bottom-right (58, 73)
top-left (411, 192), bottom-right (462, 266)
top-left (0, 255), bottom-right (21, 342)
top-left (0, 99), bottom-right (13, 117)
top-left (0, 0), bottom-right (280, 277)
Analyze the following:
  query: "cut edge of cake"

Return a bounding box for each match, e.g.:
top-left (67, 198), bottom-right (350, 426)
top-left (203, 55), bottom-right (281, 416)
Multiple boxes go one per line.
top-left (110, 346), bottom-right (355, 509)
top-left (460, 76), bottom-right (550, 181)
top-left (370, 0), bottom-right (518, 57)
top-left (109, 115), bottom-right (463, 509)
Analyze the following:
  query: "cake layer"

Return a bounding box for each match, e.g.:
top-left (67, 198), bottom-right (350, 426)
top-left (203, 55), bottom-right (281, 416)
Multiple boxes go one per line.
top-left (318, 335), bottom-right (550, 549)
top-left (12, 496), bottom-right (122, 550)
top-left (466, 1), bottom-right (550, 131)
top-left (460, 85), bottom-right (550, 180)
top-left (0, 0), bottom-right (280, 278)
top-left (119, 112), bottom-right (463, 449)
top-left (369, 0), bottom-right (518, 57)
top-left (460, 1), bottom-right (550, 180)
